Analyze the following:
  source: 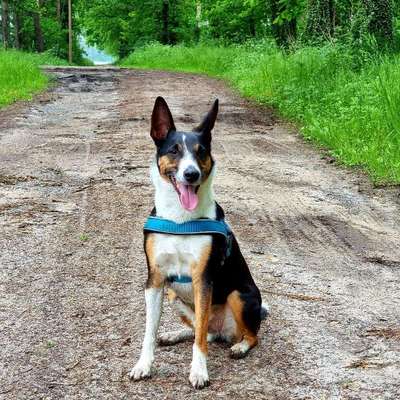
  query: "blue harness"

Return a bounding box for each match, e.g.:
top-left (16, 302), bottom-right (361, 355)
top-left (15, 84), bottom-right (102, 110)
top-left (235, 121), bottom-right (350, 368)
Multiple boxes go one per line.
top-left (144, 216), bottom-right (233, 284)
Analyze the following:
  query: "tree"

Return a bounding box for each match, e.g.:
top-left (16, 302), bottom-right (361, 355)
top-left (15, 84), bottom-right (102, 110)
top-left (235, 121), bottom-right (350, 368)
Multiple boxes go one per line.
top-left (57, 0), bottom-right (61, 23)
top-left (68, 0), bottom-right (72, 63)
top-left (270, 0), bottom-right (303, 46)
top-left (13, 2), bottom-right (22, 48)
top-left (77, 0), bottom-right (197, 57)
top-left (337, 0), bottom-right (395, 48)
top-left (364, 0), bottom-right (394, 44)
top-left (1, 0), bottom-right (10, 48)
top-left (33, 0), bottom-right (44, 52)
top-left (201, 0), bottom-right (268, 43)
top-left (305, 0), bottom-right (335, 42)
top-left (161, 0), bottom-right (170, 44)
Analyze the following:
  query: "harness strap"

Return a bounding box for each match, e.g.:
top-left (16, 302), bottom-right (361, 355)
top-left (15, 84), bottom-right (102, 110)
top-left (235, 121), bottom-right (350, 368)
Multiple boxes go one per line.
top-left (167, 275), bottom-right (192, 284)
top-left (144, 216), bottom-right (232, 239)
top-left (144, 216), bottom-right (233, 284)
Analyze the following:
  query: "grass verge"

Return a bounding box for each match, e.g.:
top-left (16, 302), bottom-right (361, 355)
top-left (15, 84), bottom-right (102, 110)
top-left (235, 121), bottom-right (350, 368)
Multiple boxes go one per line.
top-left (0, 49), bottom-right (68, 109)
top-left (121, 42), bottom-right (400, 185)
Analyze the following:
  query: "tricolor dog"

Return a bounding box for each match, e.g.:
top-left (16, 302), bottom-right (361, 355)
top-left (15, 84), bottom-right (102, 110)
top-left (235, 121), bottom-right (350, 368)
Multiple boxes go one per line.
top-left (129, 97), bottom-right (268, 389)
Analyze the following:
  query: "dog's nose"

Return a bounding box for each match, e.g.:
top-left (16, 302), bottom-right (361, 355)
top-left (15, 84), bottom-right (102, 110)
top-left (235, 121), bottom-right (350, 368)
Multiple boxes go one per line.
top-left (184, 167), bottom-right (200, 183)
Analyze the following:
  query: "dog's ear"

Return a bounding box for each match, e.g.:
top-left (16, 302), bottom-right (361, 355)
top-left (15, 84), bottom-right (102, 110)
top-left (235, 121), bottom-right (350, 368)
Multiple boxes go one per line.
top-left (150, 97), bottom-right (176, 142)
top-left (194, 99), bottom-right (218, 141)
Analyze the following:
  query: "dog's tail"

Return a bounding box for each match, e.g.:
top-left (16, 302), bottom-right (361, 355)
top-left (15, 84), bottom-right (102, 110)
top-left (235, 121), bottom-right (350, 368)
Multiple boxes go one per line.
top-left (260, 301), bottom-right (270, 321)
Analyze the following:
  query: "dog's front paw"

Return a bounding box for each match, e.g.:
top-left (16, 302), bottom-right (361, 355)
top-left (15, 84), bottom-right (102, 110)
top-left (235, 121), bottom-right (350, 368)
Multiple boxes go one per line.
top-left (129, 361), bottom-right (152, 381)
top-left (189, 369), bottom-right (210, 389)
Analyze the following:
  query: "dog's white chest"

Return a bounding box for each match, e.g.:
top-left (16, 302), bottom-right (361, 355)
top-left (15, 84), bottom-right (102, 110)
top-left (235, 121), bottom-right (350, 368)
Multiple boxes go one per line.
top-left (153, 234), bottom-right (212, 303)
top-left (153, 233), bottom-right (212, 276)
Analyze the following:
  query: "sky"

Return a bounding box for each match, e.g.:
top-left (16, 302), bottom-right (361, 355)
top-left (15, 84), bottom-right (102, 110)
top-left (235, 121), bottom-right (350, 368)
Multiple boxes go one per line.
top-left (79, 36), bottom-right (115, 65)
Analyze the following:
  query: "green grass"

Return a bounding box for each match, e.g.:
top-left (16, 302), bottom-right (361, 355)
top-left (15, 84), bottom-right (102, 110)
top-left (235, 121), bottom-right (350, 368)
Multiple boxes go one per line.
top-left (0, 49), bottom-right (68, 108)
top-left (121, 42), bottom-right (400, 184)
top-left (79, 233), bottom-right (89, 242)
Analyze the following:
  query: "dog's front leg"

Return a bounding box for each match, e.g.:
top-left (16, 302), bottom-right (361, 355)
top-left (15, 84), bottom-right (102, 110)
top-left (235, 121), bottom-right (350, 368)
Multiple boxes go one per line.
top-left (190, 260), bottom-right (212, 389)
top-left (129, 285), bottom-right (164, 380)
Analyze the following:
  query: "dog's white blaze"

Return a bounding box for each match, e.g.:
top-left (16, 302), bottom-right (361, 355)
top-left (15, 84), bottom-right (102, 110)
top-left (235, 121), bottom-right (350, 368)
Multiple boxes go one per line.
top-left (190, 344), bottom-right (209, 387)
top-left (151, 160), bottom-right (216, 223)
top-left (129, 287), bottom-right (163, 380)
top-left (176, 134), bottom-right (201, 184)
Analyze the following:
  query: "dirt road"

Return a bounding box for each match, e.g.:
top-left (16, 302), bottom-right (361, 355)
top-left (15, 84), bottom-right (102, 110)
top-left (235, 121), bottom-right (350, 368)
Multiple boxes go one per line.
top-left (0, 67), bottom-right (399, 399)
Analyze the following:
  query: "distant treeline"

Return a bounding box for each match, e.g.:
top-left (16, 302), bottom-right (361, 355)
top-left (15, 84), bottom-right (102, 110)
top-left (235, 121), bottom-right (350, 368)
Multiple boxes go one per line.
top-left (1, 1), bottom-right (399, 61)
top-left (78, 1), bottom-right (399, 59)
top-left (0, 0), bottom-right (86, 63)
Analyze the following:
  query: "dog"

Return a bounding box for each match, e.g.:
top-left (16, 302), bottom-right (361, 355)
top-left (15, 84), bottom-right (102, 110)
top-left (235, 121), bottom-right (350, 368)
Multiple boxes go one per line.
top-left (129, 97), bottom-right (268, 389)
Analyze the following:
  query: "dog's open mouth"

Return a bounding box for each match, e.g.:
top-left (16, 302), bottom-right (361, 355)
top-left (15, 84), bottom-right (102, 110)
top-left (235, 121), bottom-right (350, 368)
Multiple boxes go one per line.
top-left (169, 175), bottom-right (199, 211)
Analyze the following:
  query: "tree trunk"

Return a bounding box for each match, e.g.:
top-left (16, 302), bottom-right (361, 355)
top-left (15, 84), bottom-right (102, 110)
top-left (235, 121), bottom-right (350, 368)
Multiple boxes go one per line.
top-left (249, 14), bottom-right (256, 37)
top-left (194, 1), bottom-right (201, 42)
top-left (1, 0), bottom-right (10, 49)
top-left (161, 0), bottom-right (169, 44)
top-left (33, 0), bottom-right (44, 52)
top-left (57, 0), bottom-right (61, 23)
top-left (286, 18), bottom-right (297, 42)
top-left (364, 0), bottom-right (394, 43)
top-left (270, 0), bottom-right (297, 47)
top-left (305, 0), bottom-right (335, 42)
top-left (14, 7), bottom-right (22, 49)
top-left (68, 0), bottom-right (72, 63)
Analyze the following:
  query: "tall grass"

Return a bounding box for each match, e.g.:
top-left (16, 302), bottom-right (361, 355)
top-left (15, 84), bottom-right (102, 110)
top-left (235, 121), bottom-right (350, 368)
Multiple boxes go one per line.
top-left (122, 42), bottom-right (400, 184)
top-left (0, 49), bottom-right (68, 108)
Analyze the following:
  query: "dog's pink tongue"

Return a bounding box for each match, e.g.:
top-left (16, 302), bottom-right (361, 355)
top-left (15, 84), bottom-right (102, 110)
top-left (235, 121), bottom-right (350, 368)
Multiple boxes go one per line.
top-left (177, 184), bottom-right (198, 211)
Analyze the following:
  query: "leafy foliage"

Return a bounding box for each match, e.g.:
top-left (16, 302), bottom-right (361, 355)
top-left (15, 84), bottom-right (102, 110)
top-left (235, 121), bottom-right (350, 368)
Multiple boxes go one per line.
top-left (305, 0), bottom-right (335, 41)
top-left (199, 0), bottom-right (269, 43)
top-left (77, 0), bottom-right (198, 58)
top-left (1, 0), bottom-right (88, 63)
top-left (1, 1), bottom-right (398, 60)
top-left (75, 1), bottom-right (396, 53)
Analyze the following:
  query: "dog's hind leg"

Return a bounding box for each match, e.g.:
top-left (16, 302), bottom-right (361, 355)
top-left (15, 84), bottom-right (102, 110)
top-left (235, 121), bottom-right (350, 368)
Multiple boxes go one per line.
top-left (227, 290), bottom-right (259, 359)
top-left (173, 294), bottom-right (196, 326)
top-left (159, 295), bottom-right (217, 345)
top-left (229, 336), bottom-right (258, 359)
top-left (158, 291), bottom-right (195, 346)
top-left (158, 329), bottom-right (193, 346)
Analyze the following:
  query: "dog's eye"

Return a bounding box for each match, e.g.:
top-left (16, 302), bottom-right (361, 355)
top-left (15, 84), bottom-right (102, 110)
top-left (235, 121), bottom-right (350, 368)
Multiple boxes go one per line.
top-left (168, 146), bottom-right (179, 156)
top-left (197, 145), bottom-right (207, 159)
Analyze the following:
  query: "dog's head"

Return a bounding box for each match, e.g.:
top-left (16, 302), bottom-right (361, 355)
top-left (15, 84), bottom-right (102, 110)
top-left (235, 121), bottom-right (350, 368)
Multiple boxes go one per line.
top-left (150, 96), bottom-right (218, 211)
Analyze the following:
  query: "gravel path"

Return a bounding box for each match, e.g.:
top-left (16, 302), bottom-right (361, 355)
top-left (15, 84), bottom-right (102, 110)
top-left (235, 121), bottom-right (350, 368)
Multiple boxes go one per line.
top-left (0, 67), bottom-right (399, 399)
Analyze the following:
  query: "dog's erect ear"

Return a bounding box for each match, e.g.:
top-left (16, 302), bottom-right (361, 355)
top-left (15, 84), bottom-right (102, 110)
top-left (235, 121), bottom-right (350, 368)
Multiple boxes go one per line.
top-left (194, 99), bottom-right (219, 141)
top-left (150, 97), bottom-right (176, 142)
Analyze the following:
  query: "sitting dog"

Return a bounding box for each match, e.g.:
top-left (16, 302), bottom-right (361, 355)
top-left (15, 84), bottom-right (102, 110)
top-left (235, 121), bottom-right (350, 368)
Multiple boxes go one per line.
top-left (129, 97), bottom-right (268, 389)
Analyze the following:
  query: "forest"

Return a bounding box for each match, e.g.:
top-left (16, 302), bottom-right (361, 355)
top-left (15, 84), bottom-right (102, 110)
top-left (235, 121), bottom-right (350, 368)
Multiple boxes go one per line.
top-left (2, 1), bottom-right (399, 60)
top-left (1, 1), bottom-right (400, 183)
